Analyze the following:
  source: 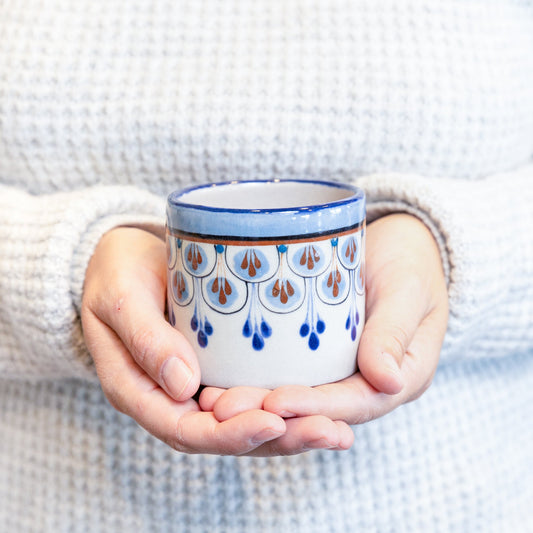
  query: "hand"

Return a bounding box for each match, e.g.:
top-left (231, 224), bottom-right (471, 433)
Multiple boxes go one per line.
top-left (205, 214), bottom-right (449, 432)
top-left (81, 227), bottom-right (352, 455)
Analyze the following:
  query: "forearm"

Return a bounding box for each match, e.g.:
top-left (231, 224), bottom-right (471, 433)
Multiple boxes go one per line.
top-left (356, 163), bottom-right (533, 361)
top-left (0, 184), bottom-right (165, 380)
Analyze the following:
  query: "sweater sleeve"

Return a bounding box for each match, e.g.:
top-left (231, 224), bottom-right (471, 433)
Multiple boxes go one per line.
top-left (355, 163), bottom-right (533, 363)
top-left (0, 184), bottom-right (165, 381)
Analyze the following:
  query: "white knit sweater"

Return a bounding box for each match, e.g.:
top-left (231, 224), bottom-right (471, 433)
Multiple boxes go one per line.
top-left (0, 1), bottom-right (532, 532)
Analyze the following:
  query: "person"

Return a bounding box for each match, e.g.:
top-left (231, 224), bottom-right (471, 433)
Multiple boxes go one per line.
top-left (0, 1), bottom-right (531, 532)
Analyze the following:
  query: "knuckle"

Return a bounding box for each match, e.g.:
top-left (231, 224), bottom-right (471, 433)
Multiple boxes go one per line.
top-left (346, 382), bottom-right (378, 425)
top-left (129, 326), bottom-right (158, 367)
top-left (169, 416), bottom-right (191, 454)
top-left (387, 324), bottom-right (411, 357)
top-left (351, 404), bottom-right (376, 425)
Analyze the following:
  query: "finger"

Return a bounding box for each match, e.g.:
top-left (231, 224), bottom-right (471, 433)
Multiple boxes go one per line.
top-left (205, 387), bottom-right (272, 422)
top-left (247, 416), bottom-right (354, 457)
top-left (264, 377), bottom-right (396, 426)
top-left (200, 388), bottom-right (355, 456)
top-left (89, 282), bottom-right (201, 402)
top-left (264, 313), bottom-right (443, 424)
top-left (176, 409), bottom-right (286, 456)
top-left (87, 316), bottom-right (286, 454)
top-left (198, 388), bottom-right (354, 456)
top-left (357, 274), bottom-right (427, 394)
top-left (198, 387), bottom-right (226, 411)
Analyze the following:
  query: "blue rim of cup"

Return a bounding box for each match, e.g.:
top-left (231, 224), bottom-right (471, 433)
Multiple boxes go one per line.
top-left (167, 179), bottom-right (366, 241)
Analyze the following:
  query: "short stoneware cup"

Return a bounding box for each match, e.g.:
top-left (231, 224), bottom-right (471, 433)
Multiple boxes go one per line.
top-left (166, 179), bottom-right (366, 389)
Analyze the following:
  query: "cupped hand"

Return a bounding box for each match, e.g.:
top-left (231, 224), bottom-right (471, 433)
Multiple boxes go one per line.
top-left (81, 227), bottom-right (351, 455)
top-left (205, 214), bottom-right (449, 429)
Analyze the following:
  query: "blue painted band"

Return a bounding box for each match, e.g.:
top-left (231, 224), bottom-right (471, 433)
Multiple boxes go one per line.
top-left (167, 179), bottom-right (366, 238)
top-left (167, 220), bottom-right (364, 244)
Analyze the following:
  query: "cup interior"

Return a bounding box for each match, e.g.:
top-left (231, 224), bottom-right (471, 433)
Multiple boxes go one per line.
top-left (175, 180), bottom-right (357, 210)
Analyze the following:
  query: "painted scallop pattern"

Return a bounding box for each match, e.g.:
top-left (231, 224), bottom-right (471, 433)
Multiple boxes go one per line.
top-left (167, 228), bottom-right (364, 352)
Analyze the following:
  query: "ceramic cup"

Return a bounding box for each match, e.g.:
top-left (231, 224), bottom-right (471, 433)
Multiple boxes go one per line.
top-left (166, 179), bottom-right (366, 389)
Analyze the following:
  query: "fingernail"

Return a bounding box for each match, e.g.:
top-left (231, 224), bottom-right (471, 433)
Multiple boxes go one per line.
top-left (250, 428), bottom-right (284, 446)
top-left (302, 438), bottom-right (337, 451)
top-left (161, 357), bottom-right (193, 399)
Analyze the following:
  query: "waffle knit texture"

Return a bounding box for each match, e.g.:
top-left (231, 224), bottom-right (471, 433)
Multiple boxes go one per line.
top-left (0, 1), bottom-right (532, 532)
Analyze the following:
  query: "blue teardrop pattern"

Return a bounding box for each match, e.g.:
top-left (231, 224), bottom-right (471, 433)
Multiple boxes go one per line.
top-left (345, 270), bottom-right (360, 341)
top-left (189, 278), bottom-right (214, 348)
top-left (168, 303), bottom-right (176, 327)
top-left (299, 278), bottom-right (326, 351)
top-left (242, 283), bottom-right (272, 351)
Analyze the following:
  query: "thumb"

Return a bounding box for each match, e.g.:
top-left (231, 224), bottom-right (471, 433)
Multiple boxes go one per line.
top-left (357, 280), bottom-right (425, 395)
top-left (85, 289), bottom-right (201, 402)
top-left (83, 227), bottom-right (201, 402)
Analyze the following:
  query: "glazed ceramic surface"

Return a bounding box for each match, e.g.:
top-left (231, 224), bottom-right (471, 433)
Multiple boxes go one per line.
top-left (166, 179), bottom-right (366, 388)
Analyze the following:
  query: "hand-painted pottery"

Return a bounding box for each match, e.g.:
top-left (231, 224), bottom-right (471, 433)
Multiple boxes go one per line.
top-left (166, 179), bottom-right (365, 388)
